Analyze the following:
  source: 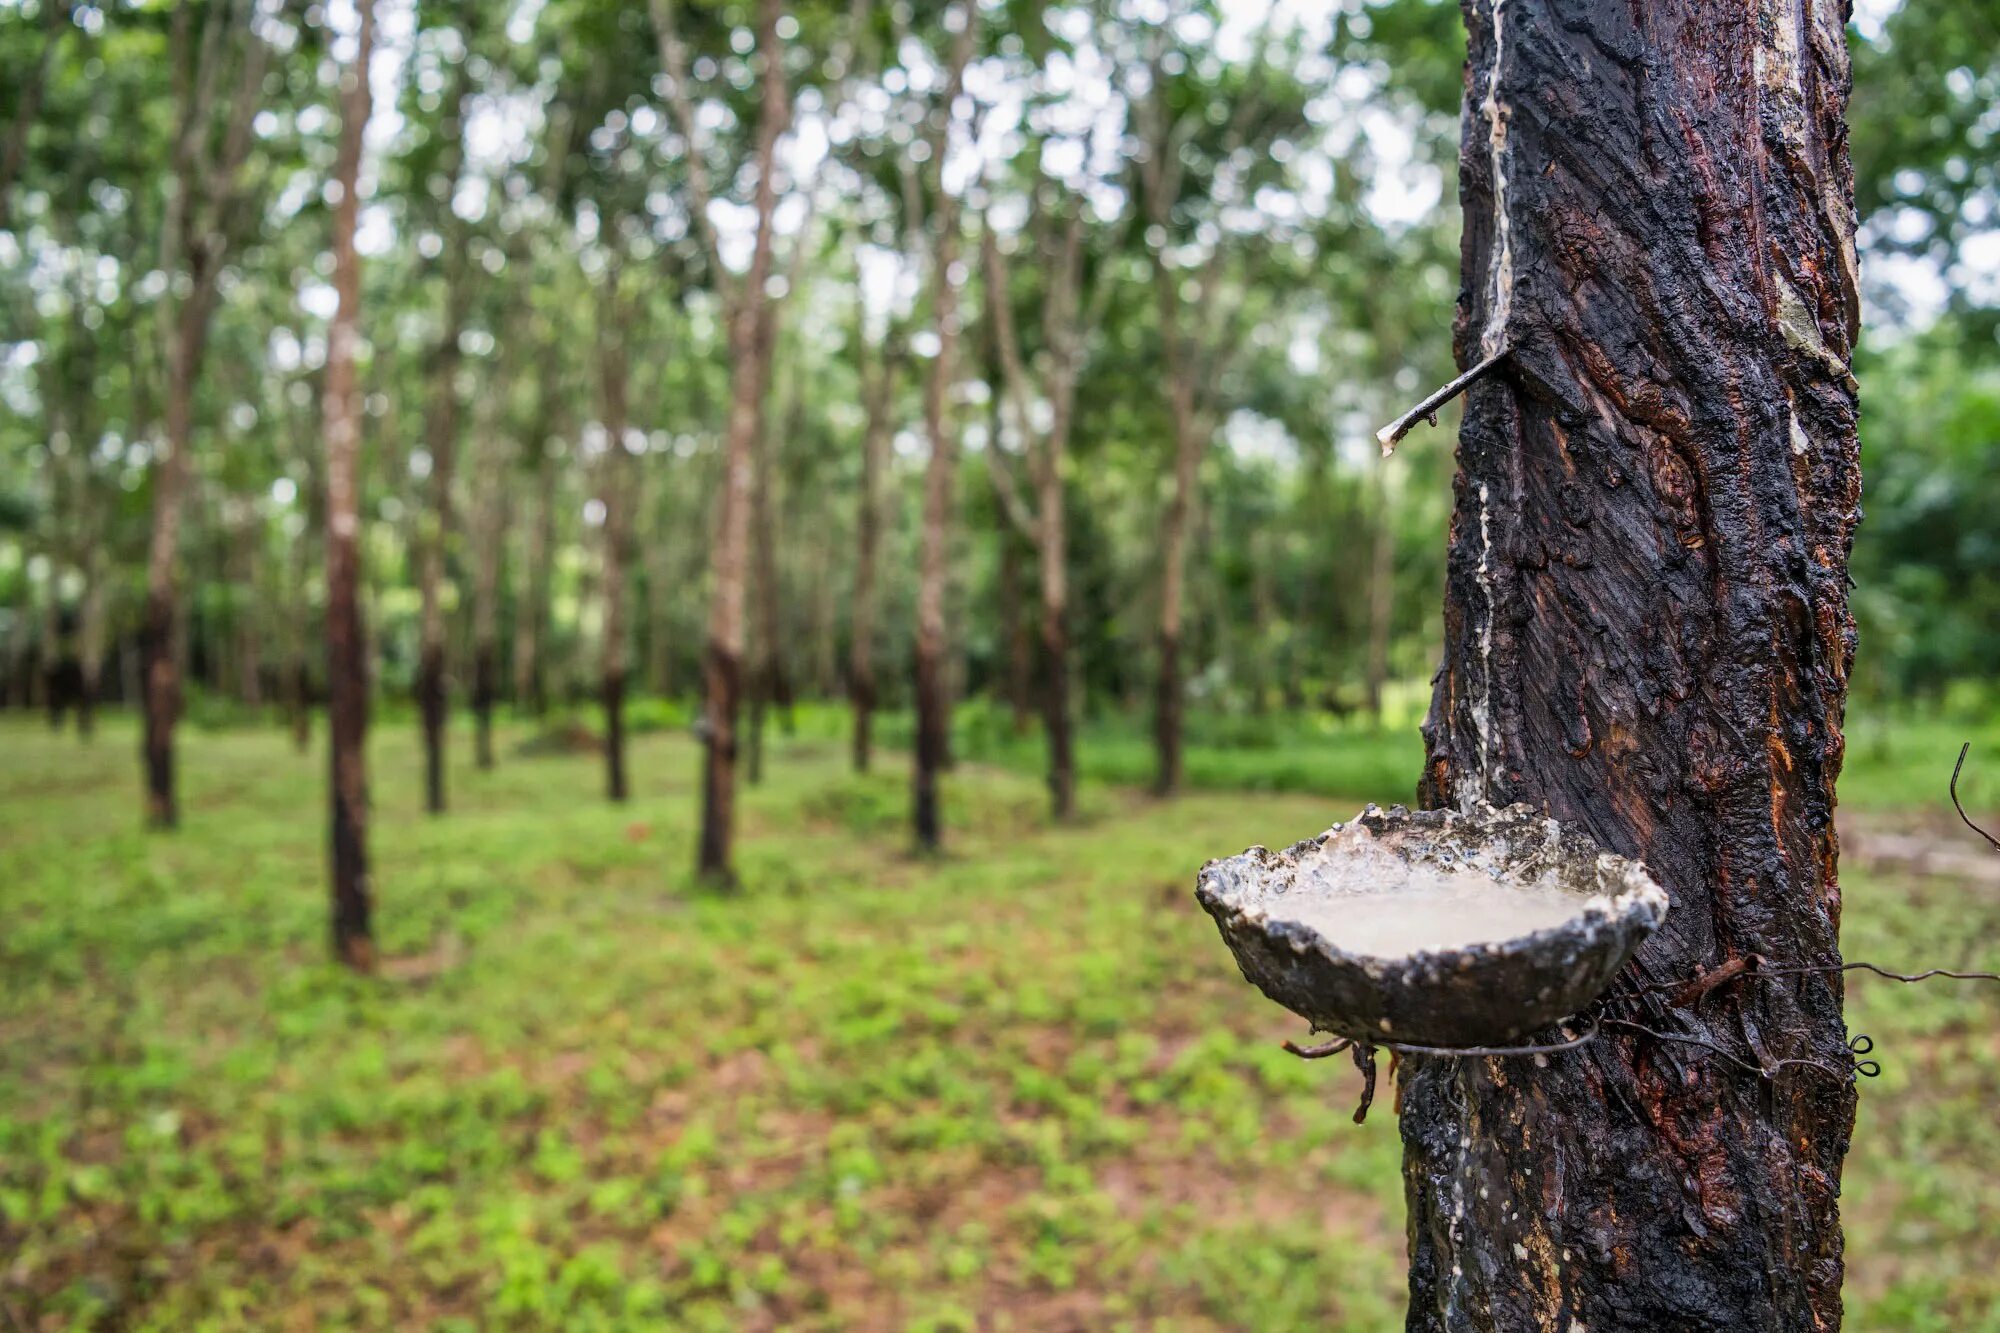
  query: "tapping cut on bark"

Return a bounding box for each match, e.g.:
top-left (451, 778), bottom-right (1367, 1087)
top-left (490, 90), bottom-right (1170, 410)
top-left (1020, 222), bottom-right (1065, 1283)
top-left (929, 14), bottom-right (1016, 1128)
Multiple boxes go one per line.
top-left (1398, 2), bottom-right (1863, 1328)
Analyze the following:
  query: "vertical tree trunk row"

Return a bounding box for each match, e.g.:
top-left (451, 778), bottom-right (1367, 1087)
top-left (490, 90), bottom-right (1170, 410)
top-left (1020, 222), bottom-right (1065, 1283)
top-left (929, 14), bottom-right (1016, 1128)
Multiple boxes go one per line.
top-left (1399, 3), bottom-right (1863, 1327)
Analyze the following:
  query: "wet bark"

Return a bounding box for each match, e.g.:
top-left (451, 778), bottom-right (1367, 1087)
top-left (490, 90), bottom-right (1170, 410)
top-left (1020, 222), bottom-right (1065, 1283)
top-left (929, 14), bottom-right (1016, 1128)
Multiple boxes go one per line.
top-left (323, 0), bottom-right (375, 973)
top-left (1399, 3), bottom-right (1861, 1328)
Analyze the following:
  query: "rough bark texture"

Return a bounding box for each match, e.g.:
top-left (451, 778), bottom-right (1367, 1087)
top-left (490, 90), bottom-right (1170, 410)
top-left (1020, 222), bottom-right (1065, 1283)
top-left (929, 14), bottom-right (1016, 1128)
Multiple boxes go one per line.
top-left (323, 0), bottom-right (375, 973)
top-left (1399, 2), bottom-right (1861, 1328)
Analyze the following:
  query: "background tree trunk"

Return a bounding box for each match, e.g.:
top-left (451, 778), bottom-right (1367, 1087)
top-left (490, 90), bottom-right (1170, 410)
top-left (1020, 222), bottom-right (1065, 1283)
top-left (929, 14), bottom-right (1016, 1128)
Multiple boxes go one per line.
top-left (323, 0), bottom-right (375, 973)
top-left (596, 270), bottom-right (632, 803)
top-left (515, 438), bottom-right (556, 717)
top-left (1364, 467), bottom-right (1394, 723)
top-left (414, 74), bottom-right (474, 815)
top-left (692, 0), bottom-right (788, 884)
top-left (1399, 3), bottom-right (1862, 1327)
top-left (468, 381), bottom-right (510, 774)
top-left (849, 333), bottom-right (894, 774)
top-left (77, 550), bottom-right (103, 738)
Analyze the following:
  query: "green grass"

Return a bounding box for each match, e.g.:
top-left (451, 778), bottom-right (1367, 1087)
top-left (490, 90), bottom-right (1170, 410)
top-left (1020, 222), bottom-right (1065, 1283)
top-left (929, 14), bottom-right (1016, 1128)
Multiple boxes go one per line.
top-left (2, 710), bottom-right (1998, 1329)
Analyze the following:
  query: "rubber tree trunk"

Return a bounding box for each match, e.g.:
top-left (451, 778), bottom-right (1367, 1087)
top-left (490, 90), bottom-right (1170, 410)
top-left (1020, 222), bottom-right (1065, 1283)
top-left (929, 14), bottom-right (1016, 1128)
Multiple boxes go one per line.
top-left (695, 5), bottom-right (787, 884)
top-left (1035, 476), bottom-right (1074, 821)
top-left (1364, 466), bottom-right (1394, 722)
top-left (469, 427), bottom-right (506, 775)
top-left (323, 0), bottom-right (375, 973)
top-left (77, 552), bottom-right (103, 739)
top-left (848, 338), bottom-right (890, 774)
top-left (514, 440), bottom-right (555, 717)
top-left (912, 222), bottom-right (967, 853)
top-left (596, 270), bottom-right (632, 803)
top-left (140, 366), bottom-right (195, 828)
top-left (1398, 3), bottom-right (1861, 1328)
top-left (1151, 317), bottom-right (1202, 798)
top-left (745, 381), bottom-right (783, 787)
top-left (414, 78), bottom-right (473, 816)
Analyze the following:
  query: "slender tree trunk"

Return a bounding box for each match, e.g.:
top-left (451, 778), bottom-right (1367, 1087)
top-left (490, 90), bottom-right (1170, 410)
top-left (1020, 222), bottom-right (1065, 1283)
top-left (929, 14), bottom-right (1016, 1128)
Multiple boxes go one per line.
top-left (414, 79), bottom-right (473, 815)
top-left (849, 336), bottom-right (893, 774)
top-left (596, 271), bottom-right (633, 803)
top-left (693, 0), bottom-right (788, 884)
top-left (515, 442), bottom-right (555, 717)
top-left (1364, 468), bottom-right (1394, 723)
top-left (470, 404), bottom-right (510, 774)
top-left (745, 384), bottom-right (780, 787)
top-left (323, 0), bottom-right (375, 973)
top-left (1035, 462), bottom-right (1073, 820)
top-left (912, 220), bottom-right (967, 852)
top-left (1152, 353), bottom-right (1201, 796)
top-left (809, 520), bottom-right (836, 699)
top-left (77, 551), bottom-right (103, 738)
top-left (643, 472), bottom-right (676, 698)
top-left (234, 520), bottom-right (263, 712)
top-left (1398, 4), bottom-right (1861, 1327)
top-left (998, 516), bottom-right (1031, 736)
top-left (141, 367), bottom-right (195, 828)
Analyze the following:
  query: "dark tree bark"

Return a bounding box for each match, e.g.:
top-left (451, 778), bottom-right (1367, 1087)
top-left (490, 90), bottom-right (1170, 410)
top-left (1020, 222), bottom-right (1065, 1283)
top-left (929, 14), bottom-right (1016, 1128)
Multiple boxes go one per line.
top-left (1398, 3), bottom-right (1862, 1328)
top-left (323, 0), bottom-right (375, 973)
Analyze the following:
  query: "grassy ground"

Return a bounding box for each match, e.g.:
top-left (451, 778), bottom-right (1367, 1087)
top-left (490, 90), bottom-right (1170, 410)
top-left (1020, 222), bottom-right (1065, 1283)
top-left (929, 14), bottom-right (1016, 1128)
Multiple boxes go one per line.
top-left (2, 711), bottom-right (1998, 1330)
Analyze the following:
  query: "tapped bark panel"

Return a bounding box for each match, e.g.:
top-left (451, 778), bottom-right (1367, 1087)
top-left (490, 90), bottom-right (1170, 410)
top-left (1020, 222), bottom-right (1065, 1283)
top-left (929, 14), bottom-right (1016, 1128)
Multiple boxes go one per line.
top-left (1403, 0), bottom-right (1861, 1328)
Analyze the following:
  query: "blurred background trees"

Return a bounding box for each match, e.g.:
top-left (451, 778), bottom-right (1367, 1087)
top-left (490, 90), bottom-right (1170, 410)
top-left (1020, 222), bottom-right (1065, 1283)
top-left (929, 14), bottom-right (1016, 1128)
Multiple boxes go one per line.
top-left (0, 0), bottom-right (1995, 864)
